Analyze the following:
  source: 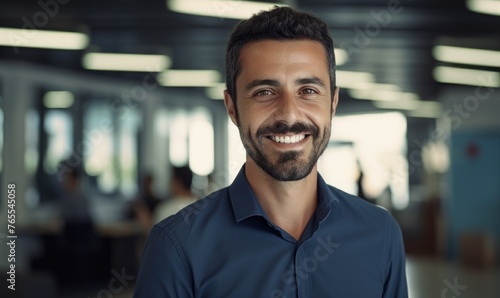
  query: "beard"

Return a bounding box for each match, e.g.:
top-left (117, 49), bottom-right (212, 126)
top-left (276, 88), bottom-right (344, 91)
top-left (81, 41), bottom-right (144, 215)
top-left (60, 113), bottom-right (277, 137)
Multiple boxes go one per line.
top-left (240, 120), bottom-right (331, 181)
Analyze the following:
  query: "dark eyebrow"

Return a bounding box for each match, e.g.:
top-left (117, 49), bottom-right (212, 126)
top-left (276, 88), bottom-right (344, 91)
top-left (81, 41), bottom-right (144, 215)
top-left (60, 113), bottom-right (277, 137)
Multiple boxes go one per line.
top-left (296, 77), bottom-right (326, 87)
top-left (244, 79), bottom-right (280, 92)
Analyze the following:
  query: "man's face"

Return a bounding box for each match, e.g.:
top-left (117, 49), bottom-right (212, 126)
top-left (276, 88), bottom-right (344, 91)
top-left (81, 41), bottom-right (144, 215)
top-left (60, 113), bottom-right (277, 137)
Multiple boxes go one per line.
top-left (225, 39), bottom-right (339, 181)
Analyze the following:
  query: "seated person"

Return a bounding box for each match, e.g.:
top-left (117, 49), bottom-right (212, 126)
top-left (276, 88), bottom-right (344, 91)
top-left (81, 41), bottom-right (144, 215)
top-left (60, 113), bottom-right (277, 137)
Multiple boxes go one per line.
top-left (154, 166), bottom-right (197, 223)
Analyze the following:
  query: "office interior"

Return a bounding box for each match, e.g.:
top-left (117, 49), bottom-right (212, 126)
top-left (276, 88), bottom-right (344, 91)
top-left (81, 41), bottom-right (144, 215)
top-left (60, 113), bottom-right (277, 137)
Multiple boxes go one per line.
top-left (0, 0), bottom-right (499, 297)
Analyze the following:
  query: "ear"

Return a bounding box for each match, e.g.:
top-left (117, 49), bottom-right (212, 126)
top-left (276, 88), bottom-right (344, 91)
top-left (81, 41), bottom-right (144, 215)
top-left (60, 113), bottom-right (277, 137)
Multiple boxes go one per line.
top-left (331, 87), bottom-right (339, 119)
top-left (224, 90), bottom-right (238, 126)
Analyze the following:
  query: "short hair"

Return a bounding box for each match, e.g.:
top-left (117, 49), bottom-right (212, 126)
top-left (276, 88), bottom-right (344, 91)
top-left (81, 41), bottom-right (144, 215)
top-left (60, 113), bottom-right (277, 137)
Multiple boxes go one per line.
top-left (225, 6), bottom-right (336, 113)
top-left (172, 166), bottom-right (193, 191)
top-left (58, 156), bottom-right (83, 180)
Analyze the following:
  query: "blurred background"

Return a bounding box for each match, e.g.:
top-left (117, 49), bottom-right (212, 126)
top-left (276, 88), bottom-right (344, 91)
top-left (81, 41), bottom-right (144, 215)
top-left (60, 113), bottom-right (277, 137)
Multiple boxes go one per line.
top-left (0, 0), bottom-right (499, 297)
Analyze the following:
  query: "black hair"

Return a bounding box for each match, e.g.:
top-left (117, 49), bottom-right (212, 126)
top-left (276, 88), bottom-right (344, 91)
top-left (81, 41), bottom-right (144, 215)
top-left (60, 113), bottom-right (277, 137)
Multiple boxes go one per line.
top-left (172, 166), bottom-right (193, 191)
top-left (225, 6), bottom-right (336, 115)
top-left (58, 156), bottom-right (83, 180)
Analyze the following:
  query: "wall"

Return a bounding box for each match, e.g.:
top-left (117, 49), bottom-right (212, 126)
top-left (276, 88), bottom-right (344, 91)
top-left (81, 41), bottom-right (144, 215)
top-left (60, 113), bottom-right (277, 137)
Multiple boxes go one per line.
top-left (448, 132), bottom-right (500, 260)
top-left (440, 86), bottom-right (500, 261)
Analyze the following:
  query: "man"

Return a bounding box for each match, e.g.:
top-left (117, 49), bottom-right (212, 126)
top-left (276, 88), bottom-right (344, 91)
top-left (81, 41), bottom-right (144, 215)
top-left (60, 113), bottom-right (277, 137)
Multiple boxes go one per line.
top-left (154, 166), bottom-right (197, 223)
top-left (134, 6), bottom-right (408, 297)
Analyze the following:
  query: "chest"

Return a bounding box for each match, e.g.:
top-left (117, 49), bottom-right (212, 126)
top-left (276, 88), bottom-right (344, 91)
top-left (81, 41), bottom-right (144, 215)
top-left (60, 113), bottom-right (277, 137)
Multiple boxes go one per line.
top-left (190, 232), bottom-right (386, 298)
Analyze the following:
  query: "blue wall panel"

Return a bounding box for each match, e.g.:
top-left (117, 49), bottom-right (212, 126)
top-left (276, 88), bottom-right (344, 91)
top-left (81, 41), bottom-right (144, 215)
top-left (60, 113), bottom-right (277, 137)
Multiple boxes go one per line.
top-left (447, 132), bottom-right (500, 260)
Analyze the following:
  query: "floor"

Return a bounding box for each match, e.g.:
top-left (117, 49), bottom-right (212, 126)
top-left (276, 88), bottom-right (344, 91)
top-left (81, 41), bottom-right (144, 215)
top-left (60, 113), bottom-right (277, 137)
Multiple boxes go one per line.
top-left (55, 257), bottom-right (500, 297)
top-left (406, 257), bottom-right (500, 298)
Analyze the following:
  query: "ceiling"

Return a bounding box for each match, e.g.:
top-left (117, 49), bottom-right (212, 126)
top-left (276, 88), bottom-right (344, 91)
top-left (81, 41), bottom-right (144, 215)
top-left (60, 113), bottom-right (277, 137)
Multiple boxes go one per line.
top-left (1, 0), bottom-right (499, 113)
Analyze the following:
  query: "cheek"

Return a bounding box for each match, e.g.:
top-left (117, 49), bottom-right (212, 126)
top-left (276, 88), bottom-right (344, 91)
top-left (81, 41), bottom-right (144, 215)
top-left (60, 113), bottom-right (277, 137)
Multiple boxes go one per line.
top-left (240, 105), bottom-right (273, 130)
top-left (306, 104), bottom-right (332, 126)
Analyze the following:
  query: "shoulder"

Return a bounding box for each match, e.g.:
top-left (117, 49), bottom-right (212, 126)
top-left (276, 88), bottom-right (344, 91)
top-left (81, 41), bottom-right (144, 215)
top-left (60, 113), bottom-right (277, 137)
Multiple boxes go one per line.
top-left (154, 197), bottom-right (196, 223)
top-left (325, 185), bottom-right (405, 262)
top-left (327, 185), bottom-right (400, 231)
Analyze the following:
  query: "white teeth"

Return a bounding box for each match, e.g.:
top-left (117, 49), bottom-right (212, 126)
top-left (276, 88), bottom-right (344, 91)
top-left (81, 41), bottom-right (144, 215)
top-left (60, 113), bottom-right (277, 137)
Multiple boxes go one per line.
top-left (271, 135), bottom-right (305, 144)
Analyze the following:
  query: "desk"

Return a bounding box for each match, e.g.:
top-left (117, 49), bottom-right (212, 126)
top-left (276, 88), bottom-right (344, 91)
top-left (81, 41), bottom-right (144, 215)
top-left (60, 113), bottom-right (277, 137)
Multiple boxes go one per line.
top-left (19, 220), bottom-right (146, 284)
top-left (18, 219), bottom-right (146, 238)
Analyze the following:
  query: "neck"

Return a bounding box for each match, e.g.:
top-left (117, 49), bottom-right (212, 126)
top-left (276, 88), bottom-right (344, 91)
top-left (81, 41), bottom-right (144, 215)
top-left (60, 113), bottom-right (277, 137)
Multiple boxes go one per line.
top-left (245, 159), bottom-right (318, 241)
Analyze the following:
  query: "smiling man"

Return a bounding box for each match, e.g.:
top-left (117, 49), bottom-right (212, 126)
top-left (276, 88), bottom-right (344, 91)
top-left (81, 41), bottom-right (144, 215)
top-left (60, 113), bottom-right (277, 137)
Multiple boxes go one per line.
top-left (134, 7), bottom-right (408, 298)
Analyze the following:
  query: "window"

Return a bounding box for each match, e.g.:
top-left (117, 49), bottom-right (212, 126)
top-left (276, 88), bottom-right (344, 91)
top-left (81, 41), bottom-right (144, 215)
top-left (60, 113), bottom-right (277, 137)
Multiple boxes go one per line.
top-left (0, 91), bottom-right (3, 176)
top-left (83, 99), bottom-right (140, 196)
top-left (320, 112), bottom-right (409, 209)
top-left (189, 108), bottom-right (214, 176)
top-left (25, 108), bottom-right (39, 175)
top-left (227, 117), bottom-right (245, 183)
top-left (43, 110), bottom-right (73, 174)
top-left (168, 111), bottom-right (189, 166)
top-left (118, 110), bottom-right (140, 196)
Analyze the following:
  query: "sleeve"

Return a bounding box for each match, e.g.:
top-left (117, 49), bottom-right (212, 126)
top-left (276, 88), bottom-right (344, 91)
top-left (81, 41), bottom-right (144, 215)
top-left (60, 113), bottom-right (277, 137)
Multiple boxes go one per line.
top-left (382, 217), bottom-right (408, 298)
top-left (133, 225), bottom-right (194, 298)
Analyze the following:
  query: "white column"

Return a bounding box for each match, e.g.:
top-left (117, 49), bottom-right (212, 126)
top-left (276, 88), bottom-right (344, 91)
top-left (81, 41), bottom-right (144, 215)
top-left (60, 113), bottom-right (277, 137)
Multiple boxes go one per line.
top-left (1, 66), bottom-right (33, 268)
top-left (140, 96), bottom-right (158, 177)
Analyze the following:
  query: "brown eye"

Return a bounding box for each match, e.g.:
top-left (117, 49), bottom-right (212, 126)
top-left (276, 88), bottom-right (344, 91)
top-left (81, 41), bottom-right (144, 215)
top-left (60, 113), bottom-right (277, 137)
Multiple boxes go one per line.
top-left (255, 90), bottom-right (273, 97)
top-left (300, 88), bottom-right (318, 95)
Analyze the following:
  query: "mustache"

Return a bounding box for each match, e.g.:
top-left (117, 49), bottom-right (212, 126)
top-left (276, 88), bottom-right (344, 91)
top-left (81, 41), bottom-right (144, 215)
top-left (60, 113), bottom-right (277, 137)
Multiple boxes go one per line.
top-left (257, 121), bottom-right (319, 138)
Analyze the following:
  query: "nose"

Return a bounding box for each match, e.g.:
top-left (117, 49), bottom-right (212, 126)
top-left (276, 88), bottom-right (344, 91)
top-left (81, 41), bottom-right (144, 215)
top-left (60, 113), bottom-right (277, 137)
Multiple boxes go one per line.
top-left (274, 92), bottom-right (302, 124)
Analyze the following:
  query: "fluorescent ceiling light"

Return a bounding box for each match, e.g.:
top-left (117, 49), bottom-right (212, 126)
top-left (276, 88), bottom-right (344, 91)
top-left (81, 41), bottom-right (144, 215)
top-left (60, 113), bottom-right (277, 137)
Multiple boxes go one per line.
top-left (0, 27), bottom-right (88, 50)
top-left (407, 109), bottom-right (441, 118)
top-left (433, 45), bottom-right (500, 68)
top-left (365, 83), bottom-right (400, 91)
top-left (336, 71), bottom-right (375, 89)
top-left (206, 83), bottom-right (226, 100)
top-left (467, 0), bottom-right (500, 16)
top-left (83, 53), bottom-right (170, 72)
top-left (345, 82), bottom-right (401, 91)
top-left (407, 101), bottom-right (443, 118)
top-left (159, 70), bottom-right (222, 87)
top-left (406, 112), bottom-right (438, 118)
top-left (433, 66), bottom-right (500, 87)
top-left (350, 89), bottom-right (420, 102)
top-left (375, 100), bottom-right (441, 116)
top-left (43, 91), bottom-right (75, 109)
top-left (373, 99), bottom-right (422, 110)
top-left (167, 0), bottom-right (288, 19)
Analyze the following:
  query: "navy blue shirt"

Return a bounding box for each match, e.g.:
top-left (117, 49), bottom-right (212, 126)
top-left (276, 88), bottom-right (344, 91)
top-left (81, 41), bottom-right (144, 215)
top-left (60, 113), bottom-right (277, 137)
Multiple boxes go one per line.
top-left (134, 166), bottom-right (408, 297)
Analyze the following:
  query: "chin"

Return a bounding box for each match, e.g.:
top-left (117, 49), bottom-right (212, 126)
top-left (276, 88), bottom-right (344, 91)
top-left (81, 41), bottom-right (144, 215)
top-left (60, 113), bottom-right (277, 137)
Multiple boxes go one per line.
top-left (260, 159), bottom-right (316, 181)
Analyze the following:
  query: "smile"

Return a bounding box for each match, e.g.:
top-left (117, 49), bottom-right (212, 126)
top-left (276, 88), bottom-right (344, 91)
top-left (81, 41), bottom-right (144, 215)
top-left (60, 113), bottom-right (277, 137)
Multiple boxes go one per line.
top-left (268, 134), bottom-right (306, 144)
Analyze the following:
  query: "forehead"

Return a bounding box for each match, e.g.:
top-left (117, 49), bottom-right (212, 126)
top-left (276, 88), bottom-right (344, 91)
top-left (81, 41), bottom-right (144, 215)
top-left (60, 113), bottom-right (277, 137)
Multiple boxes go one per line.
top-left (237, 39), bottom-right (329, 83)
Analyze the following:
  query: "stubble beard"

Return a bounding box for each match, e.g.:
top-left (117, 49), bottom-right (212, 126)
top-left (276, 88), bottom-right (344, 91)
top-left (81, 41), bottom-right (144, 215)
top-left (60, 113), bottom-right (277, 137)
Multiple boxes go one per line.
top-left (240, 121), bottom-right (331, 181)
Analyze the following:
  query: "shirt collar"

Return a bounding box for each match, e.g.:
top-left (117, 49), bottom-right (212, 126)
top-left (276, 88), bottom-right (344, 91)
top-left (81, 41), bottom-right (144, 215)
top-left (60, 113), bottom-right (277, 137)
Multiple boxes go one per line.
top-left (229, 164), bottom-right (340, 223)
top-left (316, 173), bottom-right (340, 223)
top-left (229, 165), bottom-right (264, 222)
